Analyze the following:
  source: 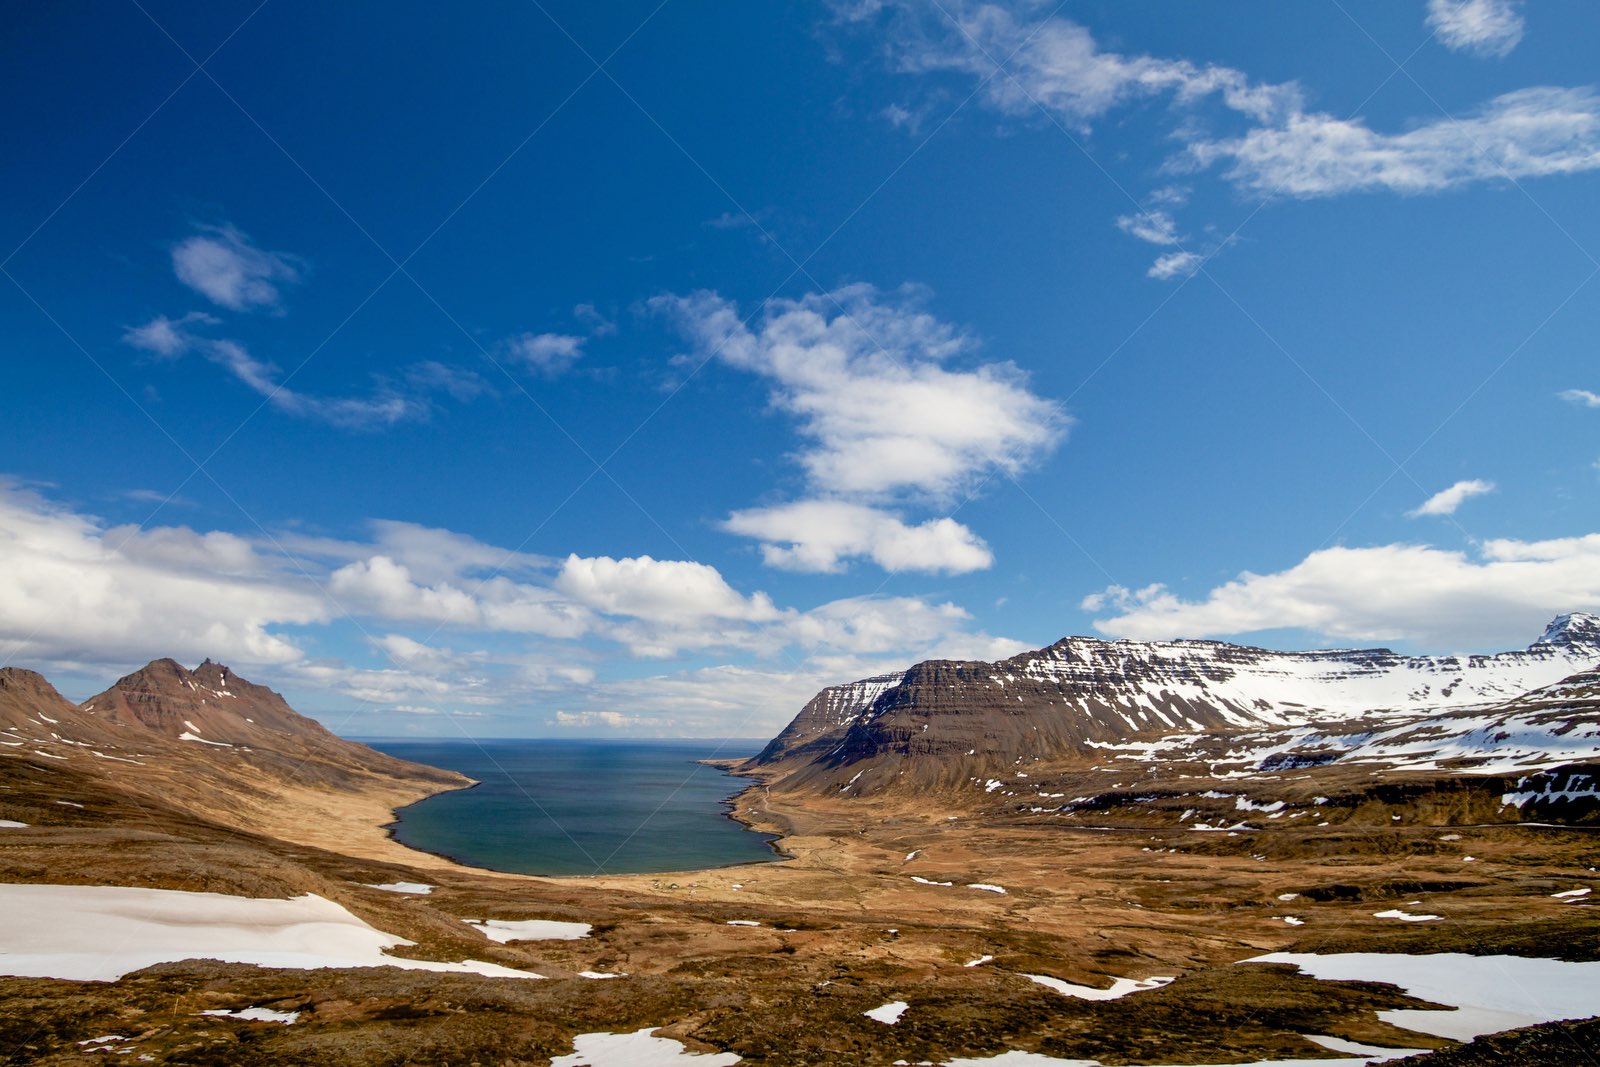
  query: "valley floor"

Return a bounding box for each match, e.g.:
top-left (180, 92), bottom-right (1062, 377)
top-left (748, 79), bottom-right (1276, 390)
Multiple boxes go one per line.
top-left (1, 751), bottom-right (1598, 1065)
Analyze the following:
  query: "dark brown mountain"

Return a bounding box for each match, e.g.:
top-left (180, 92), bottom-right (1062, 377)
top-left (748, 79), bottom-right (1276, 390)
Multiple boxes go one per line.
top-left (744, 615), bottom-right (1600, 796)
top-left (1, 659), bottom-right (469, 864)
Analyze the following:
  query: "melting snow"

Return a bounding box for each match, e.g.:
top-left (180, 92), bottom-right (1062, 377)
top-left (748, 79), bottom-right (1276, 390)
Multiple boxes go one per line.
top-left (0, 821), bottom-right (27, 829)
top-left (1373, 909), bottom-right (1441, 922)
top-left (1551, 887), bottom-right (1590, 900)
top-left (1022, 973), bottom-right (1173, 1000)
top-left (551, 1028), bottom-right (740, 1066)
top-left (964, 955), bottom-right (994, 967)
top-left (1246, 951), bottom-right (1600, 1042)
top-left (201, 1007), bottom-right (300, 1024)
top-left (0, 883), bottom-right (544, 981)
top-left (463, 918), bottom-right (592, 943)
top-left (725, 920), bottom-right (761, 926)
top-left (365, 882), bottom-right (433, 895)
top-left (911, 876), bottom-right (954, 887)
top-left (967, 883), bottom-right (1007, 894)
top-left (864, 1001), bottom-right (909, 1024)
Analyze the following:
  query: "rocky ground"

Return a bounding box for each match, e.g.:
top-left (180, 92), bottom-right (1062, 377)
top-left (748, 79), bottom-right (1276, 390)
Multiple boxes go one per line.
top-left (1, 741), bottom-right (1597, 1065)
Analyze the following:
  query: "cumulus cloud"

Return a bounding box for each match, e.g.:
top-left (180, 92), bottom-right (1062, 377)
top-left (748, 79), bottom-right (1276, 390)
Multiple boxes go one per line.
top-left (655, 284), bottom-right (1065, 574)
top-left (0, 482), bottom-right (325, 668)
top-left (1193, 87), bottom-right (1600, 198)
top-left (1559, 388), bottom-right (1600, 408)
top-left (554, 554), bottom-right (781, 623)
top-left (507, 332), bottom-right (585, 377)
top-left (656, 285), bottom-right (1064, 501)
top-left (1407, 479), bottom-right (1496, 518)
top-left (1085, 534), bottom-right (1600, 650)
top-left (723, 500), bottom-right (992, 574)
top-left (0, 482), bottom-right (1027, 734)
top-left (171, 224), bottom-right (301, 311)
top-left (1427, 0), bottom-right (1524, 58)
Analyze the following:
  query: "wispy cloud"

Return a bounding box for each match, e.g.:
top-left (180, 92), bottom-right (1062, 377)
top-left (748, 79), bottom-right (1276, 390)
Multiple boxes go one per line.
top-left (1560, 388), bottom-right (1600, 408)
top-left (1147, 250), bottom-right (1205, 280)
top-left (1085, 533), bottom-right (1600, 650)
top-left (171, 224), bottom-right (302, 312)
top-left (506, 332), bottom-right (586, 377)
top-left (1193, 87), bottom-right (1600, 198)
top-left (1427, 0), bottom-right (1525, 58)
top-left (835, 3), bottom-right (1599, 269)
top-left (1407, 478), bottom-right (1496, 518)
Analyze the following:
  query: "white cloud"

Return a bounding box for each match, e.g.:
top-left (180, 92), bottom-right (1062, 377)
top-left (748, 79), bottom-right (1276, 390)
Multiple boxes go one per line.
top-left (124, 317), bottom-right (457, 430)
top-left (878, 1), bottom-right (1300, 128)
top-left (723, 500), bottom-right (992, 574)
top-left (0, 482), bottom-right (325, 669)
top-left (1193, 87), bottom-right (1600, 198)
top-left (1147, 250), bottom-right (1205, 280)
top-left (1427, 0), bottom-right (1524, 58)
top-left (171, 224), bottom-right (301, 311)
top-left (1559, 388), bottom-right (1600, 408)
top-left (655, 285), bottom-right (1063, 574)
top-left (327, 555), bottom-right (592, 638)
top-left (554, 554), bottom-right (781, 623)
top-left (1116, 210), bottom-right (1180, 246)
top-left (838, 3), bottom-right (1598, 252)
top-left (0, 482), bottom-right (1028, 734)
top-left (507, 332), bottom-right (585, 377)
top-left (1085, 534), bottom-right (1600, 650)
top-left (1407, 479), bottom-right (1496, 518)
top-left (121, 312), bottom-right (219, 358)
top-left (553, 710), bottom-right (648, 730)
top-left (656, 285), bottom-right (1065, 502)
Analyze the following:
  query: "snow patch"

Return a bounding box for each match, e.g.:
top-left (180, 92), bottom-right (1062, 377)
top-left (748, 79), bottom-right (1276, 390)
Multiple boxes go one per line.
top-left (0, 883), bottom-right (544, 982)
top-left (1022, 973), bottom-right (1173, 1000)
top-left (551, 1028), bottom-right (740, 1066)
top-left (864, 1000), bottom-right (908, 1024)
top-left (464, 918), bottom-right (592, 943)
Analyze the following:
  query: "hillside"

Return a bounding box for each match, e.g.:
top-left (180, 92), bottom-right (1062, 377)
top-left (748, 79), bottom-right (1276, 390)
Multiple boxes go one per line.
top-left (0, 660), bottom-right (471, 864)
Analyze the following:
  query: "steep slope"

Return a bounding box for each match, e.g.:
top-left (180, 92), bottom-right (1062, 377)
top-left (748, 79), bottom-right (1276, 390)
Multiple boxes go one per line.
top-left (0, 660), bottom-right (470, 865)
top-left (746, 614), bottom-right (1600, 795)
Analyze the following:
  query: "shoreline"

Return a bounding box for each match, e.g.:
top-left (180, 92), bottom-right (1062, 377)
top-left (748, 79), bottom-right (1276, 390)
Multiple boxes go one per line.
top-left (368, 752), bottom-right (796, 884)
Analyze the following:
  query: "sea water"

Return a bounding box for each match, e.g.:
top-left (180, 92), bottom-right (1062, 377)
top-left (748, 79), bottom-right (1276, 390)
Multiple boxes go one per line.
top-left (366, 739), bottom-right (780, 876)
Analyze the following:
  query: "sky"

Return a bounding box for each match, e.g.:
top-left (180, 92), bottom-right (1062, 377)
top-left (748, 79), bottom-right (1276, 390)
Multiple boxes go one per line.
top-left (3, 0), bottom-right (1599, 739)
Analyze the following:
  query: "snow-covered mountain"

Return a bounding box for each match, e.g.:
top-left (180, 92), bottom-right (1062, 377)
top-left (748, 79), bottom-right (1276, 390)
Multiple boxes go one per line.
top-left (744, 614), bottom-right (1600, 794)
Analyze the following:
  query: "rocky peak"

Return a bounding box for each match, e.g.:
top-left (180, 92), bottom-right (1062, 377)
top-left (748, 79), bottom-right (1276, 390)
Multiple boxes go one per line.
top-left (1534, 613), bottom-right (1600, 649)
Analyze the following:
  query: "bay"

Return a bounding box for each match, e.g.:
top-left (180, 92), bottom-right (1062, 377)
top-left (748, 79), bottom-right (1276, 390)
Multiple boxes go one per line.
top-left (366, 739), bottom-right (781, 876)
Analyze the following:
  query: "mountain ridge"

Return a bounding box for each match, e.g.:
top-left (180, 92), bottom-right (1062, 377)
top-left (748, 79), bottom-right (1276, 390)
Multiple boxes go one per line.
top-left (744, 614), bottom-right (1600, 795)
top-left (0, 658), bottom-right (471, 866)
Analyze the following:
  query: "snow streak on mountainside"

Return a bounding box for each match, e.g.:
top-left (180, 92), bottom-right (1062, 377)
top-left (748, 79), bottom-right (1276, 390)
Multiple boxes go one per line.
top-left (745, 614), bottom-right (1600, 794)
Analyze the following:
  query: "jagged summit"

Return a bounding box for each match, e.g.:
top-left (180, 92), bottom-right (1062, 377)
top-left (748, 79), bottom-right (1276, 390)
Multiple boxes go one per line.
top-left (1535, 612), bottom-right (1600, 648)
top-left (745, 615), bottom-right (1600, 795)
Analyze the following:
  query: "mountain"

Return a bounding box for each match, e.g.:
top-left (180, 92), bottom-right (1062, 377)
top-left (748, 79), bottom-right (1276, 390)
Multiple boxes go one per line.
top-left (0, 659), bottom-right (469, 862)
top-left (744, 614), bottom-right (1600, 795)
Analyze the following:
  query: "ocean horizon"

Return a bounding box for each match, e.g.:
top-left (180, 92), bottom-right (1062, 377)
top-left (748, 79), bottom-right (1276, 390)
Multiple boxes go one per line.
top-left (365, 738), bottom-right (781, 877)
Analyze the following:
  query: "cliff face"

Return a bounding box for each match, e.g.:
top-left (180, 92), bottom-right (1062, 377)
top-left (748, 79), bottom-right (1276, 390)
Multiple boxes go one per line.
top-left (746, 615), bottom-right (1600, 795)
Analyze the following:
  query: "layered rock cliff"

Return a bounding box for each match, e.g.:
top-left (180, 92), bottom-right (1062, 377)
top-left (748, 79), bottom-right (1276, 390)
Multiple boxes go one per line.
top-left (745, 614), bottom-right (1600, 795)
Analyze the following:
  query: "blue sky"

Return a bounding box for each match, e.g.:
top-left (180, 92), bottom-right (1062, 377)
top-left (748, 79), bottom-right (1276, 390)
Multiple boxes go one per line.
top-left (4, 0), bottom-right (1599, 737)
